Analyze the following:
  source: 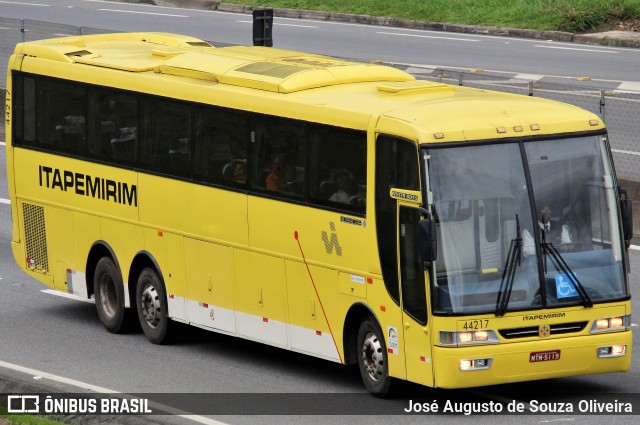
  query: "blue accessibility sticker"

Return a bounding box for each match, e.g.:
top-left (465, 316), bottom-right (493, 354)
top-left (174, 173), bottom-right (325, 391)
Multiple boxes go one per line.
top-left (555, 273), bottom-right (578, 299)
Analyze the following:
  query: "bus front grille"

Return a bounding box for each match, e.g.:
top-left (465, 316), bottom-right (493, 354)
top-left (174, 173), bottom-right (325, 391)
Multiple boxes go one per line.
top-left (499, 322), bottom-right (588, 339)
top-left (22, 203), bottom-right (49, 274)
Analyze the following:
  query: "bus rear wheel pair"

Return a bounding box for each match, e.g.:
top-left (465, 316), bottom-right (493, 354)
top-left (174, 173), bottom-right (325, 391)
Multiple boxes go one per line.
top-left (93, 257), bottom-right (172, 344)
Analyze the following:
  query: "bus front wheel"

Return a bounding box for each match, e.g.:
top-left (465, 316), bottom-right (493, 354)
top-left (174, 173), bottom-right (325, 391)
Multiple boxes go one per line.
top-left (136, 268), bottom-right (173, 344)
top-left (94, 257), bottom-right (128, 333)
top-left (357, 316), bottom-right (391, 397)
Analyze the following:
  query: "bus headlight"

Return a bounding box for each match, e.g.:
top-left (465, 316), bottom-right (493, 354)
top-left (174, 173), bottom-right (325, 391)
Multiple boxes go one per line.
top-left (590, 315), bottom-right (630, 333)
top-left (597, 345), bottom-right (627, 358)
top-left (460, 358), bottom-right (493, 371)
top-left (440, 330), bottom-right (499, 346)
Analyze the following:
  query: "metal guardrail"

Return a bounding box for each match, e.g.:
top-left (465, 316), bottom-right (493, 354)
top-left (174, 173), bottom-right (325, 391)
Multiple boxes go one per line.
top-left (2, 17), bottom-right (639, 235)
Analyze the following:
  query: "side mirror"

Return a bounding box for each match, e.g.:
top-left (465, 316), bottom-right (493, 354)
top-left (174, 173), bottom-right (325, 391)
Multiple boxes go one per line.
top-left (619, 188), bottom-right (633, 250)
top-left (417, 217), bottom-right (437, 265)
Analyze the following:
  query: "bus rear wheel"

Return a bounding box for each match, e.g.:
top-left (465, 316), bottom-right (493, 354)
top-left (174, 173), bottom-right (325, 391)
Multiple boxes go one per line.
top-left (136, 268), bottom-right (173, 344)
top-left (94, 257), bottom-right (129, 333)
top-left (357, 316), bottom-right (392, 397)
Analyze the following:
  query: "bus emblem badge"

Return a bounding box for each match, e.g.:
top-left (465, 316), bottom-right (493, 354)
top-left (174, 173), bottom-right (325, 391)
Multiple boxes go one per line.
top-left (539, 324), bottom-right (551, 338)
top-left (321, 222), bottom-right (342, 256)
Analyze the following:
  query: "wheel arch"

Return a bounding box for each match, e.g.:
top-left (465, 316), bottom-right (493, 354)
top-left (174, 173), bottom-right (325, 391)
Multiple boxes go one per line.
top-left (86, 241), bottom-right (122, 298)
top-left (342, 302), bottom-right (379, 365)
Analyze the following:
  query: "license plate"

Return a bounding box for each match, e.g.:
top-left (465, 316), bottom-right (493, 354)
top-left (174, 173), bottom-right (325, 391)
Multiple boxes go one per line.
top-left (529, 350), bottom-right (561, 363)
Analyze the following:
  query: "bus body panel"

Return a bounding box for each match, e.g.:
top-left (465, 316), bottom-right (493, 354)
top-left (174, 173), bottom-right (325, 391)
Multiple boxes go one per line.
top-left (285, 261), bottom-right (340, 360)
top-left (183, 237), bottom-right (237, 333)
top-left (46, 206), bottom-right (75, 292)
top-left (138, 174), bottom-right (249, 248)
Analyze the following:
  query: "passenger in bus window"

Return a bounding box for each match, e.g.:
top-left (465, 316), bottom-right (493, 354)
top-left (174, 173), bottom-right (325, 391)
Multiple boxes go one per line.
top-left (330, 169), bottom-right (356, 203)
top-left (232, 161), bottom-right (247, 184)
top-left (330, 169), bottom-right (365, 206)
top-left (266, 153), bottom-right (289, 191)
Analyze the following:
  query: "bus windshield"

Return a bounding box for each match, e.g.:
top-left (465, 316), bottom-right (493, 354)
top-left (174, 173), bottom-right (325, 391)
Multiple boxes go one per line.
top-left (426, 135), bottom-right (627, 315)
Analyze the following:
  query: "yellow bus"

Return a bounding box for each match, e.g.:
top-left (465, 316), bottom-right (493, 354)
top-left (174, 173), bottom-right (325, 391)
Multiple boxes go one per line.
top-left (5, 32), bottom-right (632, 395)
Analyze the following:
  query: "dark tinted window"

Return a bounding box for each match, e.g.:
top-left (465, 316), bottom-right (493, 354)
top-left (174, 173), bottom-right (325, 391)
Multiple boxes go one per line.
top-left (140, 98), bottom-right (191, 177)
top-left (399, 206), bottom-right (427, 324)
top-left (11, 72), bottom-right (369, 216)
top-left (25, 77), bottom-right (88, 154)
top-left (308, 126), bottom-right (366, 215)
top-left (194, 106), bottom-right (249, 187)
top-left (375, 135), bottom-right (420, 303)
top-left (92, 88), bottom-right (138, 162)
top-left (251, 117), bottom-right (306, 198)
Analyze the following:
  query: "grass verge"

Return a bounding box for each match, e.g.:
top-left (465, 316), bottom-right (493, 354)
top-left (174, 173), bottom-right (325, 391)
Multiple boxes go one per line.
top-left (239, 0), bottom-right (640, 32)
top-left (0, 407), bottom-right (67, 425)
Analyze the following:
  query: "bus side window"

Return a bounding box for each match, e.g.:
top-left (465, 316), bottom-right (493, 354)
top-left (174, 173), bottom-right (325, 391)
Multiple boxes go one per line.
top-left (36, 78), bottom-right (87, 154)
top-left (193, 106), bottom-right (249, 186)
top-left (251, 117), bottom-right (306, 197)
top-left (12, 74), bottom-right (37, 145)
top-left (308, 125), bottom-right (367, 214)
top-left (92, 89), bottom-right (138, 162)
top-left (140, 98), bottom-right (191, 177)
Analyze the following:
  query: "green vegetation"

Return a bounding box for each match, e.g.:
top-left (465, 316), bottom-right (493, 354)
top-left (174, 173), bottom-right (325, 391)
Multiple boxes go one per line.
top-left (240, 0), bottom-right (640, 32)
top-left (0, 408), bottom-right (67, 425)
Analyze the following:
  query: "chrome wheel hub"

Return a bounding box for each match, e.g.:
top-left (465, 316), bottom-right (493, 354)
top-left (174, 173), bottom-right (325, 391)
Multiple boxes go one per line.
top-left (361, 332), bottom-right (384, 381)
top-left (140, 284), bottom-right (161, 328)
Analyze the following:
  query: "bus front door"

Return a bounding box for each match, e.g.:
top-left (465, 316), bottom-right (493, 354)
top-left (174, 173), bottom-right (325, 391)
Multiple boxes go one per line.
top-left (398, 205), bottom-right (434, 387)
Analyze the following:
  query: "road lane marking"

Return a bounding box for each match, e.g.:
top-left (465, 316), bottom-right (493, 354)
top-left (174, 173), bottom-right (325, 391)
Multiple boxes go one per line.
top-left (377, 31), bottom-right (479, 42)
top-left (41, 289), bottom-right (94, 304)
top-left (236, 20), bottom-right (318, 28)
top-left (618, 81), bottom-right (640, 91)
top-left (0, 198), bottom-right (10, 205)
top-left (277, 23), bottom-right (318, 28)
top-left (0, 359), bottom-right (118, 393)
top-left (612, 149), bottom-right (640, 157)
top-left (514, 73), bottom-right (545, 81)
top-left (533, 45), bottom-right (618, 54)
top-left (97, 8), bottom-right (189, 18)
top-left (1, 141), bottom-right (6, 146)
top-left (0, 360), bottom-right (230, 425)
top-left (0, 1), bottom-right (50, 6)
top-left (629, 244), bottom-right (640, 251)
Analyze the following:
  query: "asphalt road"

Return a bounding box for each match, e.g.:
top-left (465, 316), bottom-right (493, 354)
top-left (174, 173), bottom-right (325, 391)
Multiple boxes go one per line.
top-left (1, 0), bottom-right (640, 86)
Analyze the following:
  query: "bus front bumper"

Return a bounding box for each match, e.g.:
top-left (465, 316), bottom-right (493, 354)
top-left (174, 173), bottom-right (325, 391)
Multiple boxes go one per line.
top-left (432, 330), bottom-right (632, 389)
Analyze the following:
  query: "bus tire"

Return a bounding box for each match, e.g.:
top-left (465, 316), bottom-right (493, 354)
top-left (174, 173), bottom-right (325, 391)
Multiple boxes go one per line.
top-left (136, 267), bottom-right (173, 344)
top-left (94, 257), bottom-right (130, 333)
top-left (357, 316), bottom-right (391, 397)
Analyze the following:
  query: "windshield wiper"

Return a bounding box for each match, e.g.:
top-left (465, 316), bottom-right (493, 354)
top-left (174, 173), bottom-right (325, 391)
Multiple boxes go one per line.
top-left (541, 241), bottom-right (593, 308)
top-left (496, 215), bottom-right (522, 317)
